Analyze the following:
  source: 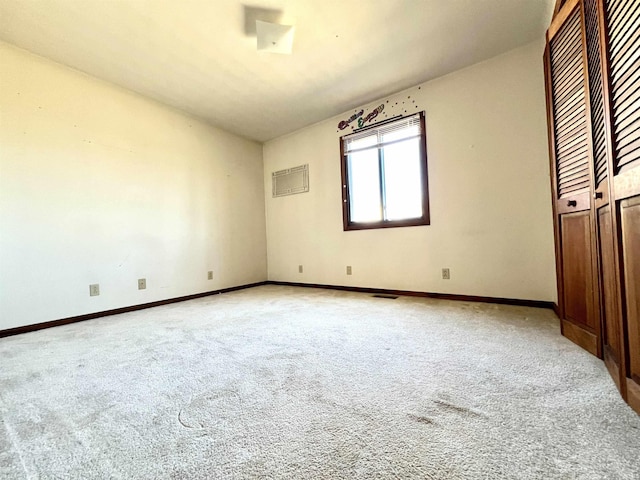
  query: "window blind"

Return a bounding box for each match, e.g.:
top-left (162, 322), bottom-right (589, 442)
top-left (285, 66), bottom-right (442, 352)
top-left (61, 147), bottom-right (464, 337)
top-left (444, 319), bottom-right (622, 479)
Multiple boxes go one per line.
top-left (343, 114), bottom-right (421, 154)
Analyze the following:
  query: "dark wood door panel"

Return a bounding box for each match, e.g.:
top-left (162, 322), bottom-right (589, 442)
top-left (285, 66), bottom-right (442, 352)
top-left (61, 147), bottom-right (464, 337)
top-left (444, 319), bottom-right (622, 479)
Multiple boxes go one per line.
top-left (620, 196), bottom-right (640, 393)
top-left (628, 379), bottom-right (640, 413)
top-left (562, 318), bottom-right (599, 355)
top-left (598, 204), bottom-right (623, 388)
top-left (560, 211), bottom-right (598, 352)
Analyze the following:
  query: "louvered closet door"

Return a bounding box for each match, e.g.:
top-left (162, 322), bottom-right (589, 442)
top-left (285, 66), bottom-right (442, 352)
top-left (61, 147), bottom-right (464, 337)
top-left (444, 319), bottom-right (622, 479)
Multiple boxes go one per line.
top-left (547, 1), bottom-right (600, 355)
top-left (585, 0), bottom-right (624, 390)
top-left (604, 0), bottom-right (640, 412)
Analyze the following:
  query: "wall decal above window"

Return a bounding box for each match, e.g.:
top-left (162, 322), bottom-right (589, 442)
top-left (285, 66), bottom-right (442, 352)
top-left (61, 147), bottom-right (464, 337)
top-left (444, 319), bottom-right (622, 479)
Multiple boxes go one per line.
top-left (338, 104), bottom-right (384, 131)
top-left (336, 85), bottom-right (425, 134)
top-left (338, 110), bottom-right (364, 131)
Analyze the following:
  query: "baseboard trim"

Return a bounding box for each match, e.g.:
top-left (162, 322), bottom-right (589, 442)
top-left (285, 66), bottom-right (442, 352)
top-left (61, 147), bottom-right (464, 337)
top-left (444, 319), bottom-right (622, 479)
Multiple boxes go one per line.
top-left (1, 280), bottom-right (555, 339)
top-left (0, 281), bottom-right (268, 339)
top-left (266, 281), bottom-right (555, 310)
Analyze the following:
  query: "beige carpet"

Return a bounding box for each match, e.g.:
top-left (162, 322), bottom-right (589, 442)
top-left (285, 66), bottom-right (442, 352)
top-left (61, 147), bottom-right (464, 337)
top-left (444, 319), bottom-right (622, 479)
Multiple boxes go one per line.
top-left (1, 285), bottom-right (639, 479)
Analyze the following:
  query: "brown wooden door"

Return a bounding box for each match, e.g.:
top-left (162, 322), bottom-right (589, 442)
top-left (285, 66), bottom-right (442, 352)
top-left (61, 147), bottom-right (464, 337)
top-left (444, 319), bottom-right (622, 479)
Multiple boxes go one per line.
top-left (602, 0), bottom-right (640, 412)
top-left (583, 0), bottom-right (625, 390)
top-left (546, 1), bottom-right (601, 356)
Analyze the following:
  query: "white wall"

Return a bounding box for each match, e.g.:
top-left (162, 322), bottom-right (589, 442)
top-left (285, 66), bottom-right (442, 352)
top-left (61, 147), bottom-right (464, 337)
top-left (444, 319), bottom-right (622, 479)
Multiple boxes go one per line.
top-left (0, 42), bottom-right (267, 330)
top-left (263, 41), bottom-right (557, 302)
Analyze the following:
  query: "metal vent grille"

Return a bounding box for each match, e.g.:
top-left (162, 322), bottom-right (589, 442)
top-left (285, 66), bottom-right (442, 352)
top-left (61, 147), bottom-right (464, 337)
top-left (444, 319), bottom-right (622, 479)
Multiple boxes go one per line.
top-left (272, 164), bottom-right (309, 197)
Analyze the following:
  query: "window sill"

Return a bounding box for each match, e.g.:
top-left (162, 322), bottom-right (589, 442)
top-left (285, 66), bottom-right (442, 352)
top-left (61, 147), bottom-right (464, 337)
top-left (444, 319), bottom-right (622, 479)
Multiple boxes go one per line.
top-left (343, 217), bottom-right (430, 231)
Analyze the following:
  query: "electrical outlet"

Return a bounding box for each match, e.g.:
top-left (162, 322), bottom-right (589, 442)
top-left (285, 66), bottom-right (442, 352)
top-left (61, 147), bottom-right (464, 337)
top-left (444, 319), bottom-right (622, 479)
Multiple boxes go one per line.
top-left (208, 271), bottom-right (213, 280)
top-left (442, 268), bottom-right (450, 280)
top-left (346, 266), bottom-right (352, 275)
top-left (138, 278), bottom-right (146, 290)
top-left (298, 265), bottom-right (303, 273)
top-left (89, 284), bottom-right (100, 296)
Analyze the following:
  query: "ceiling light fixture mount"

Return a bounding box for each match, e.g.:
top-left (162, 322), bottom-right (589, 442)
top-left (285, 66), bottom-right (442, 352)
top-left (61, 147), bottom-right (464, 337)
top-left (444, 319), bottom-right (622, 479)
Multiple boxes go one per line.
top-left (256, 20), bottom-right (295, 54)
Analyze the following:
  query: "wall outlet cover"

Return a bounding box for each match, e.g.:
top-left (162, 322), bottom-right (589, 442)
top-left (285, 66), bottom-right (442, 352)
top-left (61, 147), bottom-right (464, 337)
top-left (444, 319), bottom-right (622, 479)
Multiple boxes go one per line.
top-left (346, 266), bottom-right (352, 275)
top-left (89, 284), bottom-right (100, 296)
top-left (298, 265), bottom-right (303, 273)
top-left (138, 278), bottom-right (146, 290)
top-left (442, 268), bottom-right (450, 280)
top-left (208, 271), bottom-right (213, 280)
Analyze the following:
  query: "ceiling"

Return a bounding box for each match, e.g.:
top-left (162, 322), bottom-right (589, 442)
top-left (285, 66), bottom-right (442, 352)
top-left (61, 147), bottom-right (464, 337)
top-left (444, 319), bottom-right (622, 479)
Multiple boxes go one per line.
top-left (0, 0), bottom-right (554, 142)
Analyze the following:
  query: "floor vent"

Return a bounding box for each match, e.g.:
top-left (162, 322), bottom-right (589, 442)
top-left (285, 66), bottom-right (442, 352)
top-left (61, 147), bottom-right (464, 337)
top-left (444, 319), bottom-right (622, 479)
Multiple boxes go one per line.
top-left (372, 294), bottom-right (398, 299)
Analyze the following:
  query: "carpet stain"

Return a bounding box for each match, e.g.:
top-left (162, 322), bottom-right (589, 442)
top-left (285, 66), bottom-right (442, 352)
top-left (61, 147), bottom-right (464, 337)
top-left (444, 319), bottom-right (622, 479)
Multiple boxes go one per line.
top-left (178, 389), bottom-right (244, 430)
top-left (407, 414), bottom-right (435, 425)
top-left (177, 409), bottom-right (203, 429)
top-left (433, 399), bottom-right (481, 417)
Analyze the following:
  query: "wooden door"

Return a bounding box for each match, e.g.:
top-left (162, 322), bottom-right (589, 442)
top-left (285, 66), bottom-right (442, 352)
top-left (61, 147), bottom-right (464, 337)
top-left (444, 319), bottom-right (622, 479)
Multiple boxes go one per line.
top-left (584, 0), bottom-right (626, 391)
top-left (602, 0), bottom-right (640, 412)
top-left (546, 1), bottom-right (601, 356)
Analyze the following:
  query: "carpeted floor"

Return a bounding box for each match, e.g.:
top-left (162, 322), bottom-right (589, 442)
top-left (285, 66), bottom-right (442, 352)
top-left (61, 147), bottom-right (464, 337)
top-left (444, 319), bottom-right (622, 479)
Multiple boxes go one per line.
top-left (1, 285), bottom-right (639, 479)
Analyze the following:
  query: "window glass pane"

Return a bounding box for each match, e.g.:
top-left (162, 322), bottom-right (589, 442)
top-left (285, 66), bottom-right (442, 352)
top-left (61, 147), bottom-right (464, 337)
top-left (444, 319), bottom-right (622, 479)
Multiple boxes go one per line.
top-left (382, 138), bottom-right (423, 220)
top-left (348, 149), bottom-right (382, 222)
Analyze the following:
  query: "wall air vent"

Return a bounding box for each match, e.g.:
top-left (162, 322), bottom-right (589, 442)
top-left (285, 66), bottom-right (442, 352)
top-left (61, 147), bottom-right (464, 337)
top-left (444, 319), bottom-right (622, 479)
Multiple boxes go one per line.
top-left (272, 164), bottom-right (309, 197)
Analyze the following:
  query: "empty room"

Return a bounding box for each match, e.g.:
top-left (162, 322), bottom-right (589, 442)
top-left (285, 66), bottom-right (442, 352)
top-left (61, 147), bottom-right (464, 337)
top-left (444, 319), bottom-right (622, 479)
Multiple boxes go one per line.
top-left (1, 0), bottom-right (639, 478)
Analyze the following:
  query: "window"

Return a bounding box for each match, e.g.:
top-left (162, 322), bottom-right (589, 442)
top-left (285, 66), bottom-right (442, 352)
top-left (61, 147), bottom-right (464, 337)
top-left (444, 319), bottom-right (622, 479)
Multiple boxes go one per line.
top-left (340, 111), bottom-right (429, 230)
